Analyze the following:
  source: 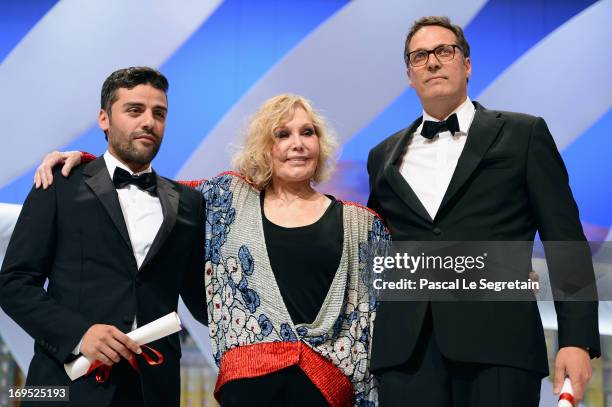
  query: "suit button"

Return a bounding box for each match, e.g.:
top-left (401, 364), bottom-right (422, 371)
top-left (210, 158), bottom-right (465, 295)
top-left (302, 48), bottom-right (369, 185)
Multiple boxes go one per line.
top-left (432, 227), bottom-right (441, 235)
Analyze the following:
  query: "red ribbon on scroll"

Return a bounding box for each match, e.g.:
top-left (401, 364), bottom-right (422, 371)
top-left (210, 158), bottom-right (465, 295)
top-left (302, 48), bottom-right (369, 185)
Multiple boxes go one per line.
top-left (86, 344), bottom-right (164, 384)
top-left (558, 392), bottom-right (575, 406)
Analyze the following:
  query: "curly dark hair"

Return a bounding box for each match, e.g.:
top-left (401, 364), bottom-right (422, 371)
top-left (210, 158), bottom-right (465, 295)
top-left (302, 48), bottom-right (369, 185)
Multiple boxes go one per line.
top-left (100, 66), bottom-right (168, 113)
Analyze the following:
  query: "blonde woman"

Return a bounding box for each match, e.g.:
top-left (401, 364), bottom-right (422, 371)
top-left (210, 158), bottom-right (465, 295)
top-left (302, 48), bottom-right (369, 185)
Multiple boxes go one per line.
top-left (35, 94), bottom-right (389, 407)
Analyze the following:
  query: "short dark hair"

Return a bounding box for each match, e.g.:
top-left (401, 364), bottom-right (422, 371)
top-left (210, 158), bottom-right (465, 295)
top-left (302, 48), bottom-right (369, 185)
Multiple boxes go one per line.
top-left (100, 66), bottom-right (169, 113)
top-left (404, 16), bottom-right (470, 67)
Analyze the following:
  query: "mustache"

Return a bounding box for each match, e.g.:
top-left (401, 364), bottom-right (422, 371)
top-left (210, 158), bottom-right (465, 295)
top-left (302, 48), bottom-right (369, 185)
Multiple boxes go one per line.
top-left (131, 130), bottom-right (159, 140)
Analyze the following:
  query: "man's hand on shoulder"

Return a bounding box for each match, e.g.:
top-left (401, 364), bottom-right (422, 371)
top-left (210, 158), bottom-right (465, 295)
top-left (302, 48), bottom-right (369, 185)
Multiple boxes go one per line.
top-left (79, 324), bottom-right (141, 366)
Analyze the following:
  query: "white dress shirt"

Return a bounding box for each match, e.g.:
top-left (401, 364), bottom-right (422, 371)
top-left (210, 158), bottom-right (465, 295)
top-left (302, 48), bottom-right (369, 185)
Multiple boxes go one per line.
top-left (399, 97), bottom-right (476, 220)
top-left (73, 152), bottom-right (163, 354)
top-left (103, 151), bottom-right (163, 270)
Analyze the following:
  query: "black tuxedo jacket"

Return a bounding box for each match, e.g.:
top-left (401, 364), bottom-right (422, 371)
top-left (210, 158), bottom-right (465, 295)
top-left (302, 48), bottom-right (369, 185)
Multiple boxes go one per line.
top-left (0, 157), bottom-right (206, 407)
top-left (367, 102), bottom-right (599, 376)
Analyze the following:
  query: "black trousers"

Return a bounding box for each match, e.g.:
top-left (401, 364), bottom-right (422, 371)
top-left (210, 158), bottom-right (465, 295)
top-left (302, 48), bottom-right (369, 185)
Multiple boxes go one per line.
top-left (377, 308), bottom-right (541, 407)
top-left (219, 365), bottom-right (329, 407)
top-left (109, 359), bottom-right (146, 407)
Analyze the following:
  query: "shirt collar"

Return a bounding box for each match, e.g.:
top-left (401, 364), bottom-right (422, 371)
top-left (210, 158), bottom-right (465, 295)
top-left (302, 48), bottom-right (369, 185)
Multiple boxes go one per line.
top-left (103, 150), bottom-right (153, 178)
top-left (416, 96), bottom-right (475, 135)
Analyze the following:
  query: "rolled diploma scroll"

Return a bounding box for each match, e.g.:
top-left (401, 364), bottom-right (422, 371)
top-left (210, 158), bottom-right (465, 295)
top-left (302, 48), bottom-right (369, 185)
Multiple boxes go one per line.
top-left (64, 312), bottom-right (182, 381)
top-left (557, 377), bottom-right (574, 407)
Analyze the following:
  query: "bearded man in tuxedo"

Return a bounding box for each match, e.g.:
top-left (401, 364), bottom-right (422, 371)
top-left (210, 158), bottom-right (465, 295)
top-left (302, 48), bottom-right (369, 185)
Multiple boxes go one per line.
top-left (367, 16), bottom-right (599, 407)
top-left (0, 67), bottom-right (206, 407)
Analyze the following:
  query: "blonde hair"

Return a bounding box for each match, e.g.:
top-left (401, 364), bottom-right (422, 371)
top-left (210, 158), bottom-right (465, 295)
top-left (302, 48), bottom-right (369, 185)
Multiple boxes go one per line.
top-left (232, 94), bottom-right (338, 189)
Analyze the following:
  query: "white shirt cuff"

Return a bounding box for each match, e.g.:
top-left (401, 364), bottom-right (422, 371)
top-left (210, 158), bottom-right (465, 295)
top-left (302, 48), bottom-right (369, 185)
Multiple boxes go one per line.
top-left (72, 336), bottom-right (84, 355)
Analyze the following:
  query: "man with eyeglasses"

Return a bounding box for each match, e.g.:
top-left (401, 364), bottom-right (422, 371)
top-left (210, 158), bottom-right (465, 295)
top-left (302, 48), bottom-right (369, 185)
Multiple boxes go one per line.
top-left (367, 16), bottom-right (599, 406)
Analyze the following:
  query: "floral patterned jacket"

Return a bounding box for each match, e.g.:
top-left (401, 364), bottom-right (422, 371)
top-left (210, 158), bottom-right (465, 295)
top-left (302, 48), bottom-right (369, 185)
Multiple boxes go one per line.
top-left (193, 173), bottom-right (390, 406)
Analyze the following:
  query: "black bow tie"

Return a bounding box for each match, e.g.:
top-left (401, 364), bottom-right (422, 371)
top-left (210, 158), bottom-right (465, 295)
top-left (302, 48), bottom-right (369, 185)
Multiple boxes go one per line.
top-left (112, 167), bottom-right (157, 195)
top-left (421, 113), bottom-right (460, 139)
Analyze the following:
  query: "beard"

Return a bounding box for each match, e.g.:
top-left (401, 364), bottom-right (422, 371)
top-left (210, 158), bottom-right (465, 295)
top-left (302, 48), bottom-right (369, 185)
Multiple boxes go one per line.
top-left (108, 129), bottom-right (163, 166)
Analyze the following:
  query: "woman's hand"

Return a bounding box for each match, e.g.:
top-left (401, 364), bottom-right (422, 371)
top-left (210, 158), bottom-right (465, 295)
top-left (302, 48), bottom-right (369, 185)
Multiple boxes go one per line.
top-left (34, 151), bottom-right (82, 189)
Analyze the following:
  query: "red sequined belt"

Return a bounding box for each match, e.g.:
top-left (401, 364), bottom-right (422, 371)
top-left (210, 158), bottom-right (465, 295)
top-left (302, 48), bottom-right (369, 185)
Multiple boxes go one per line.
top-left (214, 341), bottom-right (353, 407)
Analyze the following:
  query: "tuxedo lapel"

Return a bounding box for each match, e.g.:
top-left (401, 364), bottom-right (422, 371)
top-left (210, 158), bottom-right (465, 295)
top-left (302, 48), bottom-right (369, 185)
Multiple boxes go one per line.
top-left (437, 102), bottom-right (504, 216)
top-left (83, 157), bottom-right (132, 251)
top-left (140, 175), bottom-right (179, 270)
top-left (381, 117), bottom-right (433, 223)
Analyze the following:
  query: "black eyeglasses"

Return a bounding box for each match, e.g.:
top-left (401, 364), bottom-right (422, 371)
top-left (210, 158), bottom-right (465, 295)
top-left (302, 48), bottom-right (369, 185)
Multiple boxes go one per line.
top-left (406, 44), bottom-right (463, 67)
